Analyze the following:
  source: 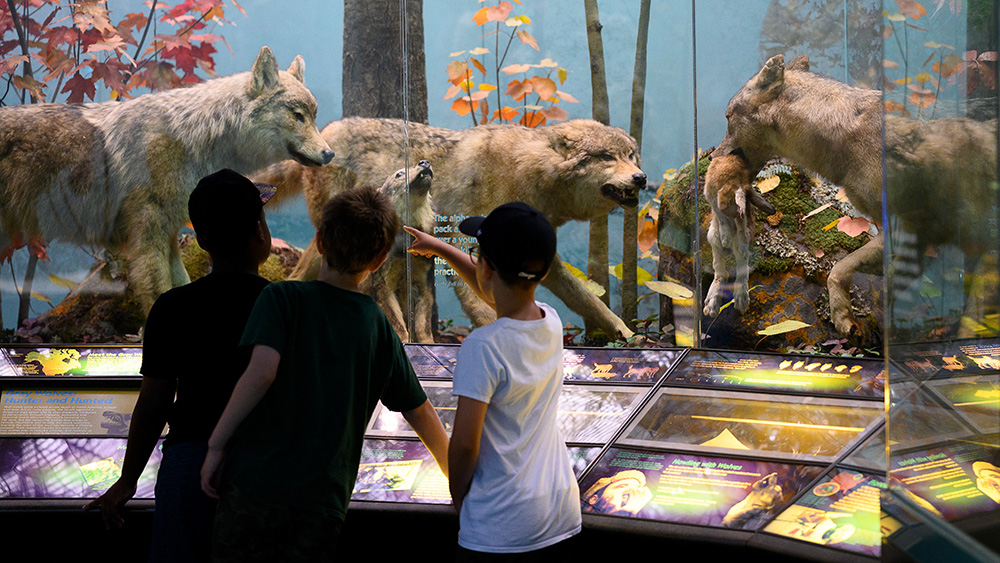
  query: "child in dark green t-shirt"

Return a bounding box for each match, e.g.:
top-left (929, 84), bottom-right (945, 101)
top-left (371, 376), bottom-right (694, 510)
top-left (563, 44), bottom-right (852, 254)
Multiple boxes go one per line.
top-left (201, 187), bottom-right (449, 562)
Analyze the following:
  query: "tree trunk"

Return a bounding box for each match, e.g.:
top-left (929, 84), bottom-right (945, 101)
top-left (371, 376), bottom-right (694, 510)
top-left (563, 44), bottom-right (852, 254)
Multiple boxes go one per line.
top-left (622, 0), bottom-right (651, 334)
top-left (584, 0), bottom-right (611, 335)
top-left (343, 0), bottom-right (428, 123)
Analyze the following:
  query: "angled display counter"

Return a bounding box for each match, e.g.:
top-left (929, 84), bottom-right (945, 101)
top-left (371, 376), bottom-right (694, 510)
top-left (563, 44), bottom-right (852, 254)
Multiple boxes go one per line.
top-left (2, 341), bottom-right (998, 561)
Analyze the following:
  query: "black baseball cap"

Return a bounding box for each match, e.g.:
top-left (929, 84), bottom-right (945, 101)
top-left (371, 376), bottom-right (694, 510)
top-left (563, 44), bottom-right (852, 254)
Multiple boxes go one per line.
top-left (188, 168), bottom-right (275, 244)
top-left (459, 202), bottom-right (557, 281)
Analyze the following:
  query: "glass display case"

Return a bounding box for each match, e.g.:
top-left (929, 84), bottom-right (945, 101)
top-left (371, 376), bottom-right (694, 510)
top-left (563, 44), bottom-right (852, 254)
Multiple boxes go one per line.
top-left (1, 0), bottom-right (997, 560)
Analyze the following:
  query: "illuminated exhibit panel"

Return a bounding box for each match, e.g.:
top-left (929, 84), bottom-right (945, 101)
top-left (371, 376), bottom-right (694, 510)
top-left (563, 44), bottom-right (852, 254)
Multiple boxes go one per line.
top-left (0, 345), bottom-right (152, 502)
top-left (352, 439), bottom-right (450, 505)
top-left (926, 375), bottom-right (1000, 434)
top-left (0, 346), bottom-right (142, 377)
top-left (893, 338), bottom-right (1000, 381)
top-left (667, 349), bottom-right (884, 398)
top-left (620, 387), bottom-right (882, 463)
top-left (0, 437), bottom-right (161, 499)
top-left (890, 441), bottom-right (1000, 522)
top-left (0, 388), bottom-right (140, 437)
top-left (580, 447), bottom-right (825, 531)
top-left (367, 381), bottom-right (648, 445)
top-left (764, 467), bottom-right (887, 557)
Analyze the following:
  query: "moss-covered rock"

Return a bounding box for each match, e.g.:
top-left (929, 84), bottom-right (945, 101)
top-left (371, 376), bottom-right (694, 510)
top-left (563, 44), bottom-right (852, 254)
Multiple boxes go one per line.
top-left (656, 157), bottom-right (882, 353)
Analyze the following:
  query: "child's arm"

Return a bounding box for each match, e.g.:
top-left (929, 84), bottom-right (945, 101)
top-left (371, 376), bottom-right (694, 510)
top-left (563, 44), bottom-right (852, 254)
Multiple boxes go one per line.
top-left (404, 226), bottom-right (495, 309)
top-left (402, 399), bottom-right (449, 478)
top-left (200, 344), bottom-right (280, 499)
top-left (83, 376), bottom-right (173, 527)
top-left (448, 396), bottom-right (489, 514)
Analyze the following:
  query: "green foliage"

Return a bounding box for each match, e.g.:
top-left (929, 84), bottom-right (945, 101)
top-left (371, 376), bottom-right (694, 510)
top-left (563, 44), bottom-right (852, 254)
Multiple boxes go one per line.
top-left (259, 255), bottom-right (286, 282)
top-left (803, 208), bottom-right (868, 254)
top-left (182, 242), bottom-right (211, 281)
top-left (755, 255), bottom-right (795, 276)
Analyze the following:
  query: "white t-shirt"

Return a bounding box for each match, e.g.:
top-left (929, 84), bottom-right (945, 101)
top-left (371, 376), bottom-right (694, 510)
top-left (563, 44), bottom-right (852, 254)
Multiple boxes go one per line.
top-left (452, 302), bottom-right (582, 553)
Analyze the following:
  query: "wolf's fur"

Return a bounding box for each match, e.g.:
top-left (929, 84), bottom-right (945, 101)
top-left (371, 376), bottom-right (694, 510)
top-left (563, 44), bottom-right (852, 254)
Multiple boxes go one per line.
top-left (0, 46), bottom-right (333, 312)
top-left (713, 54), bottom-right (997, 335)
top-left (259, 117), bottom-right (647, 338)
top-left (702, 153), bottom-right (775, 317)
top-left (367, 161), bottom-right (436, 343)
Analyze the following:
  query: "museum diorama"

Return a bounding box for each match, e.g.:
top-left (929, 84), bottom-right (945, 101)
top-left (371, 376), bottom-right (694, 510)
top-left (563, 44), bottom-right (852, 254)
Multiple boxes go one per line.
top-left (0, 0), bottom-right (997, 561)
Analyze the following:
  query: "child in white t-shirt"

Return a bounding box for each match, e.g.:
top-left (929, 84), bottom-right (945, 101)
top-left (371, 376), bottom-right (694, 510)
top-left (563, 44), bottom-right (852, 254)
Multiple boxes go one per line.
top-left (405, 202), bottom-right (581, 560)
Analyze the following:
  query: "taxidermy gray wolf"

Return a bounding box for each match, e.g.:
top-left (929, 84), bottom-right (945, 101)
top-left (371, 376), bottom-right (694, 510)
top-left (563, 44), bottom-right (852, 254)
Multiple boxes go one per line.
top-left (713, 54), bottom-right (996, 336)
top-left (293, 160), bottom-right (436, 343)
top-left (0, 46), bottom-right (333, 313)
top-left (702, 153), bottom-right (775, 317)
top-left (259, 117), bottom-right (647, 338)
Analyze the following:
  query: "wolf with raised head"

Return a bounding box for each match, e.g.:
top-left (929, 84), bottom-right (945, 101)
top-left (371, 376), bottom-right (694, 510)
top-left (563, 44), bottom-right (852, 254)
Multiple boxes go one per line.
top-left (713, 54), bottom-right (996, 336)
top-left (0, 46), bottom-right (333, 313)
top-left (702, 152), bottom-right (775, 317)
top-left (259, 117), bottom-right (646, 338)
top-left (367, 161), bottom-right (436, 343)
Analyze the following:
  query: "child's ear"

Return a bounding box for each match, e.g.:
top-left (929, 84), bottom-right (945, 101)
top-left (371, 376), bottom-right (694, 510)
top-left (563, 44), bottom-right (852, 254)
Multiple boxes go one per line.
top-left (370, 251), bottom-right (389, 272)
top-left (314, 233), bottom-right (325, 255)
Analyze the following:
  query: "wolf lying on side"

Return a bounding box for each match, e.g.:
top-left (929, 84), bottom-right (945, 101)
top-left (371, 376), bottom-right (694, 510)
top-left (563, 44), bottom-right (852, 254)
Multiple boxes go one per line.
top-left (702, 153), bottom-right (775, 317)
top-left (0, 46), bottom-right (333, 313)
top-left (259, 117), bottom-right (647, 338)
top-left (713, 54), bottom-right (997, 336)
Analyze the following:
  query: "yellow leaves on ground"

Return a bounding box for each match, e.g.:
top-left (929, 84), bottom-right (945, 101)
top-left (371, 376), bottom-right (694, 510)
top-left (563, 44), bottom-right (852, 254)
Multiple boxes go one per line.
top-left (644, 281), bottom-right (693, 300)
top-left (756, 175), bottom-right (780, 193)
top-left (757, 320), bottom-right (811, 336)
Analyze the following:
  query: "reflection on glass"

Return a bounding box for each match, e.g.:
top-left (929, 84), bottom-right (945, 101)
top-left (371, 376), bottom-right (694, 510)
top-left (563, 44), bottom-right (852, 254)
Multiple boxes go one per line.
top-left (0, 438), bottom-right (161, 499)
top-left (625, 391), bottom-right (879, 459)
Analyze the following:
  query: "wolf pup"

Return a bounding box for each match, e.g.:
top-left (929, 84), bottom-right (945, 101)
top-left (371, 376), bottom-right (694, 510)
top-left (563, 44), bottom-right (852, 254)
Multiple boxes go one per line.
top-left (702, 153), bottom-right (775, 317)
top-left (713, 54), bottom-right (996, 336)
top-left (0, 46), bottom-right (333, 313)
top-left (367, 161), bottom-right (436, 343)
top-left (257, 117), bottom-right (646, 338)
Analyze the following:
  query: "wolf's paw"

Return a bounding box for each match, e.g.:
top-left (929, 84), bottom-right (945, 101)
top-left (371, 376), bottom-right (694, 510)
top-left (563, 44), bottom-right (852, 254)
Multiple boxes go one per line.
top-left (832, 309), bottom-right (859, 336)
top-left (734, 286), bottom-right (749, 313)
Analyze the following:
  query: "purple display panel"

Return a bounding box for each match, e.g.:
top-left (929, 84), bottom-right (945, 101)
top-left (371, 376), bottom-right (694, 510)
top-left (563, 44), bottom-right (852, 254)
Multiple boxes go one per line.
top-left (562, 348), bottom-right (682, 383)
top-left (764, 469), bottom-right (885, 557)
top-left (0, 438), bottom-right (161, 499)
top-left (403, 344), bottom-right (459, 377)
top-left (668, 349), bottom-right (884, 397)
top-left (580, 447), bottom-right (823, 530)
top-left (893, 338), bottom-right (1000, 379)
top-left (0, 347), bottom-right (142, 377)
top-left (351, 439), bottom-right (449, 504)
top-left (890, 441), bottom-right (1000, 522)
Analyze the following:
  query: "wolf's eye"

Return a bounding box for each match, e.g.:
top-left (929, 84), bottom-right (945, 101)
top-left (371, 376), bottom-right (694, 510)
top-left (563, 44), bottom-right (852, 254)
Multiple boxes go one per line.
top-left (395, 171), bottom-right (406, 179)
top-left (292, 110), bottom-right (306, 123)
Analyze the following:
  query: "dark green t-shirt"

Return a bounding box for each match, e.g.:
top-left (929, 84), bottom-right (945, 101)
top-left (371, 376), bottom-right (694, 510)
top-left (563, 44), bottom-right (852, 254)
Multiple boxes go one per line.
top-left (223, 280), bottom-right (426, 518)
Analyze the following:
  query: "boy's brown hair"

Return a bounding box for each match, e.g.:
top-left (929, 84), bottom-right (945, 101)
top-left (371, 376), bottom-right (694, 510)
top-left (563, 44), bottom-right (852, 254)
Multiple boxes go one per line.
top-left (319, 187), bottom-right (400, 273)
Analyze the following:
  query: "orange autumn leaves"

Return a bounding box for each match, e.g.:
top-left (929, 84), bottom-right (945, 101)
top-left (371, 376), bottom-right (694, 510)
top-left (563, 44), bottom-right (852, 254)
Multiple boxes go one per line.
top-left (882, 0), bottom-right (996, 116)
top-left (445, 1), bottom-right (576, 127)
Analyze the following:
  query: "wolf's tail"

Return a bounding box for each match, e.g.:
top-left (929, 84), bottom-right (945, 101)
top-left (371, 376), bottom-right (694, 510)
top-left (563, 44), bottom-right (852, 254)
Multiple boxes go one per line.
top-left (250, 159), bottom-right (308, 207)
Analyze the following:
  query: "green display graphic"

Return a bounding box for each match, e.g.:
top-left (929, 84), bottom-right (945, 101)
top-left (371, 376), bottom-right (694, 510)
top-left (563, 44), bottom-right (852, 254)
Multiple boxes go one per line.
top-left (764, 469), bottom-right (885, 557)
top-left (0, 346), bottom-right (142, 377)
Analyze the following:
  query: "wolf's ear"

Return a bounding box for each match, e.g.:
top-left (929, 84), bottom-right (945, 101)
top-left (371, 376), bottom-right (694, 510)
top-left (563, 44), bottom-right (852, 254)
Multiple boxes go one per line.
top-left (752, 54), bottom-right (785, 102)
top-left (287, 55), bottom-right (306, 84)
top-left (251, 46), bottom-right (281, 95)
top-left (787, 54), bottom-right (810, 72)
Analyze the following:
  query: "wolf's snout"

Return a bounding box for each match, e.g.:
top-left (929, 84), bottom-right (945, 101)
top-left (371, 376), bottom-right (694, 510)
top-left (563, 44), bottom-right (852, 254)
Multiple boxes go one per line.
top-left (320, 149), bottom-right (335, 164)
top-left (632, 172), bottom-right (647, 187)
top-left (418, 160), bottom-right (430, 168)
